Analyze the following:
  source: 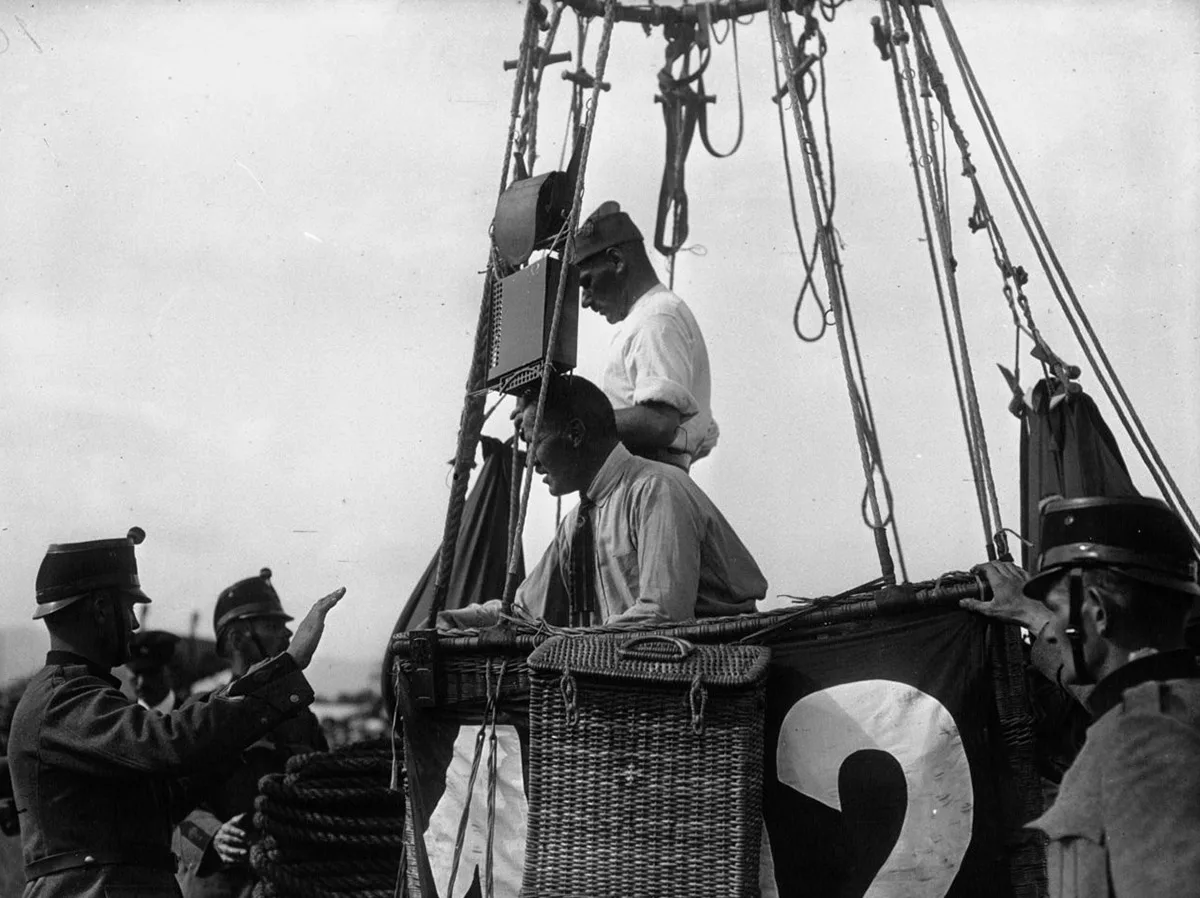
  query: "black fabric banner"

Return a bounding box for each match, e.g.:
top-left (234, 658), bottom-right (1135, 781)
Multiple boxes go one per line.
top-left (404, 608), bottom-right (1023, 898)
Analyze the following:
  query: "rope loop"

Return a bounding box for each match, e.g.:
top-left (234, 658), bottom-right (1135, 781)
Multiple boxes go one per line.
top-left (687, 674), bottom-right (708, 735)
top-left (559, 666), bottom-right (579, 728)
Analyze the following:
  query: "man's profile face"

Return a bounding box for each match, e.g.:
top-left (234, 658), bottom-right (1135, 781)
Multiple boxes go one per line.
top-left (578, 250), bottom-right (627, 324)
top-left (248, 616), bottom-right (293, 656)
top-left (520, 406), bottom-right (584, 497)
top-left (1040, 573), bottom-right (1102, 686)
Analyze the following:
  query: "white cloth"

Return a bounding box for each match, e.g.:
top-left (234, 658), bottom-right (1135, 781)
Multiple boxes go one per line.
top-left (136, 691), bottom-right (177, 715)
top-left (602, 283), bottom-right (719, 462)
top-left (514, 444), bottom-right (764, 624)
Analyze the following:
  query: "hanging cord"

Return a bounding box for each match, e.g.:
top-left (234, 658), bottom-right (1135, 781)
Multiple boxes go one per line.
top-left (768, 0), bottom-right (906, 584)
top-left (502, 0), bottom-right (620, 614)
top-left (930, 0), bottom-right (1200, 549)
top-left (483, 660), bottom-right (508, 898)
top-left (518, 1), bottom-right (567, 175)
top-left (770, 12), bottom-right (828, 342)
top-left (697, 11), bottom-right (745, 159)
top-left (558, 13), bottom-right (592, 171)
top-left (882, 0), bottom-right (1002, 560)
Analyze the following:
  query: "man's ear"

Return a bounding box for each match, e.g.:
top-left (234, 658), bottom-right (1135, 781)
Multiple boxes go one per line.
top-left (565, 418), bottom-right (587, 449)
top-left (607, 246), bottom-right (626, 276)
top-left (1084, 585), bottom-right (1108, 637)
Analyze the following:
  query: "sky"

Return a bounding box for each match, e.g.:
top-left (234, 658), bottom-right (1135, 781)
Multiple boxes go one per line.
top-left (1, 0), bottom-right (1197, 688)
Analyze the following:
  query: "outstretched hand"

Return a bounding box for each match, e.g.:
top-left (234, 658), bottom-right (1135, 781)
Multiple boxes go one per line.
top-left (959, 561), bottom-right (1052, 633)
top-left (286, 587), bottom-right (347, 670)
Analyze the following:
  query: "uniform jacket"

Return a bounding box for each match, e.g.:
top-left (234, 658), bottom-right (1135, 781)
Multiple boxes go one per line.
top-left (1029, 650), bottom-right (1200, 898)
top-left (173, 692), bottom-right (327, 898)
top-left (8, 650), bottom-right (314, 898)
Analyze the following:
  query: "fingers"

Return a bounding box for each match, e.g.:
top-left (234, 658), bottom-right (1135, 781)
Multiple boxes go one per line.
top-left (316, 586), bottom-right (346, 611)
top-left (958, 597), bottom-right (999, 617)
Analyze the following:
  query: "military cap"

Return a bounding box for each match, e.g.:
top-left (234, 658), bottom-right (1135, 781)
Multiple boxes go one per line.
top-left (34, 527), bottom-right (150, 620)
top-left (1025, 496), bottom-right (1200, 599)
top-left (127, 629), bottom-right (180, 673)
top-left (572, 200), bottom-right (643, 265)
top-left (213, 568), bottom-right (292, 642)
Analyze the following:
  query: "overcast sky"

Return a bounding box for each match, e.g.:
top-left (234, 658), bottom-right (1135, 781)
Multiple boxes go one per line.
top-left (1, 0), bottom-right (1197, 678)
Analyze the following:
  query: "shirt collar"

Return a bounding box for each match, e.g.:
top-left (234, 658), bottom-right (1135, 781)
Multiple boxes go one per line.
top-left (1087, 648), bottom-right (1199, 719)
top-left (45, 650), bottom-right (123, 689)
top-left (584, 443), bottom-right (634, 508)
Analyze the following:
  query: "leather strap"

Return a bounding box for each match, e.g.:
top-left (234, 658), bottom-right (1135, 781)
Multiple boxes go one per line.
top-left (25, 846), bottom-right (176, 881)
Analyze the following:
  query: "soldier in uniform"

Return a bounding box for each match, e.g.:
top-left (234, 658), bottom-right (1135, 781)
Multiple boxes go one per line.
top-left (962, 496), bottom-right (1200, 898)
top-left (128, 630), bottom-right (182, 714)
top-left (7, 528), bottom-right (345, 898)
top-left (174, 569), bottom-right (330, 898)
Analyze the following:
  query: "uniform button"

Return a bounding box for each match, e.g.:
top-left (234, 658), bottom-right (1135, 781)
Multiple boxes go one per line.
top-left (289, 694), bottom-right (300, 704)
top-left (260, 716), bottom-right (269, 724)
top-left (83, 855), bottom-right (96, 864)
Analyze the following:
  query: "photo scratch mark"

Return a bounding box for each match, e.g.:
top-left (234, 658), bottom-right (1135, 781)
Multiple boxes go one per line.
top-left (14, 16), bottom-right (42, 54)
top-left (0, 28), bottom-right (10, 55)
top-left (43, 138), bottom-right (59, 165)
top-left (303, 232), bottom-right (323, 244)
top-left (235, 159), bottom-right (268, 196)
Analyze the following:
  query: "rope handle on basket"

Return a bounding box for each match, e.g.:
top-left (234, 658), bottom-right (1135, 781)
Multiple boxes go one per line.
top-left (618, 634), bottom-right (696, 663)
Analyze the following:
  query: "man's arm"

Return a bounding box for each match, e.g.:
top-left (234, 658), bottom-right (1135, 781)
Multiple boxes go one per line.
top-left (40, 589), bottom-right (344, 777)
top-left (437, 528), bottom-right (568, 629)
top-left (614, 402), bottom-right (682, 452)
top-left (607, 479), bottom-right (701, 625)
top-left (1104, 708), bottom-right (1200, 896)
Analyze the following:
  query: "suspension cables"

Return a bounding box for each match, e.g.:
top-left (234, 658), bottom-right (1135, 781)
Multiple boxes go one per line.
top-left (768, 0), bottom-right (907, 585)
top-left (882, 0), bottom-right (1005, 561)
top-left (929, 0), bottom-right (1200, 549)
top-left (502, 0), bottom-right (620, 614)
top-left (426, 2), bottom-right (544, 628)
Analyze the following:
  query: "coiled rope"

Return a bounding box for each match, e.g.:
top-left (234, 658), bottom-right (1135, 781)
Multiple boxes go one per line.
top-left (249, 740), bottom-right (404, 898)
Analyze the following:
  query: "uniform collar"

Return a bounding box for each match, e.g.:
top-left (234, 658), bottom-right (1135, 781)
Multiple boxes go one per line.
top-left (45, 650), bottom-right (122, 689)
top-left (1087, 648), bottom-right (1199, 719)
top-left (583, 443), bottom-right (635, 508)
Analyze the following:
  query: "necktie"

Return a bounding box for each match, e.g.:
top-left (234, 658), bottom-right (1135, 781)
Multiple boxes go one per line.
top-left (568, 496), bottom-right (597, 627)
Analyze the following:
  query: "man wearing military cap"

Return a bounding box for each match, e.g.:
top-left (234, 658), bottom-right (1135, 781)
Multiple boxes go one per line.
top-left (174, 568), bottom-right (329, 898)
top-left (7, 528), bottom-right (345, 898)
top-left (962, 496), bottom-right (1200, 898)
top-left (128, 630), bottom-right (181, 714)
top-left (562, 199), bottom-right (719, 472)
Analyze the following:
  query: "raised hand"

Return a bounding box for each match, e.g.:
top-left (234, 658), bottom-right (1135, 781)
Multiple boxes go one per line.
top-left (285, 587), bottom-right (347, 670)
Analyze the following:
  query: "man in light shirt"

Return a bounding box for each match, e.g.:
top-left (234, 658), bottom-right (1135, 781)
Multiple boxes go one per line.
top-left (572, 200), bottom-right (718, 472)
top-left (128, 629), bottom-right (180, 714)
top-left (441, 374), bottom-right (764, 629)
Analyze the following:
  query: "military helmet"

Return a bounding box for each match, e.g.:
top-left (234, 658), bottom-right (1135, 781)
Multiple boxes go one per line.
top-left (572, 200), bottom-right (643, 265)
top-left (34, 527), bottom-right (151, 620)
top-left (213, 568), bottom-right (292, 643)
top-left (1024, 496), bottom-right (1200, 599)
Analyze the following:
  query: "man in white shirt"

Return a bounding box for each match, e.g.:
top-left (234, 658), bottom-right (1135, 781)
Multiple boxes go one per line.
top-left (572, 201), bottom-right (718, 471)
top-left (441, 374), bottom-right (764, 629)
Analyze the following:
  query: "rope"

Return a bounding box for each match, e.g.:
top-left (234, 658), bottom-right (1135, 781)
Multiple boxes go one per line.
top-left (931, 0), bottom-right (1200, 549)
top-left (768, 0), bottom-right (906, 584)
top-left (426, 2), bottom-right (543, 628)
top-left (248, 740), bottom-right (405, 897)
top-left (882, 0), bottom-right (1000, 560)
top-left (502, 0), bottom-right (619, 614)
top-left (900, 0), bottom-right (1007, 557)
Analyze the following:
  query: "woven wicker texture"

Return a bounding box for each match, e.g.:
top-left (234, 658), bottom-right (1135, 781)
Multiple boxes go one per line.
top-left (523, 634), bottom-right (769, 897)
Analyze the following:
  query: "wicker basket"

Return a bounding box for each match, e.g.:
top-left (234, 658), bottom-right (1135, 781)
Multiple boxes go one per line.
top-left (523, 633), bottom-right (770, 898)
